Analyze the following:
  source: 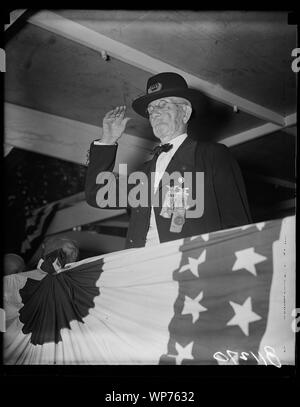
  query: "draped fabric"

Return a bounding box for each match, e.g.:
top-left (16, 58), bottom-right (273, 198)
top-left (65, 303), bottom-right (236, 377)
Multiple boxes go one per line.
top-left (19, 259), bottom-right (103, 345)
top-left (3, 216), bottom-right (295, 365)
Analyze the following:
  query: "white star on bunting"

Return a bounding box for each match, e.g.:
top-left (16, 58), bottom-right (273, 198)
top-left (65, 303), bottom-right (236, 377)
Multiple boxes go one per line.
top-left (201, 233), bottom-right (209, 241)
top-left (190, 233), bottom-right (209, 241)
top-left (232, 247), bottom-right (267, 276)
top-left (256, 222), bottom-right (265, 231)
top-left (182, 291), bottom-right (207, 323)
top-left (178, 250), bottom-right (206, 277)
top-left (241, 222), bottom-right (265, 231)
top-left (175, 342), bottom-right (194, 365)
top-left (241, 225), bottom-right (252, 230)
top-left (227, 297), bottom-right (262, 336)
top-left (190, 235), bottom-right (199, 241)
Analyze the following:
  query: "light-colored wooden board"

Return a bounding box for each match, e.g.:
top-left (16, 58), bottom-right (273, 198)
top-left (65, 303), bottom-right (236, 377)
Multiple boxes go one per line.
top-left (26, 10), bottom-right (288, 125)
top-left (5, 23), bottom-right (154, 139)
top-left (55, 9), bottom-right (296, 116)
top-left (4, 103), bottom-right (154, 171)
top-left (46, 201), bottom-right (126, 235)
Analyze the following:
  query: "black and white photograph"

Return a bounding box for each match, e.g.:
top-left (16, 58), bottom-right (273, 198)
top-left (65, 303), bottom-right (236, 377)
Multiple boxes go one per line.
top-left (2, 9), bottom-right (297, 378)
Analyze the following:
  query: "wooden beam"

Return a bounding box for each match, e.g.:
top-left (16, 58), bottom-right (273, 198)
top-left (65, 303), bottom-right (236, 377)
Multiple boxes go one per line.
top-left (221, 122), bottom-right (283, 147)
top-left (99, 217), bottom-right (129, 228)
top-left (28, 192), bottom-right (85, 213)
top-left (221, 112), bottom-right (296, 147)
top-left (5, 102), bottom-right (296, 167)
top-left (285, 113), bottom-right (297, 127)
top-left (281, 114), bottom-right (297, 137)
top-left (4, 9), bottom-right (27, 30)
top-left (4, 102), bottom-right (154, 173)
top-left (27, 10), bottom-right (286, 126)
top-left (282, 126), bottom-right (297, 137)
top-left (27, 190), bottom-right (128, 232)
top-left (244, 172), bottom-right (296, 190)
top-left (4, 9), bottom-right (39, 45)
top-left (3, 143), bottom-right (14, 157)
top-left (46, 201), bottom-right (126, 235)
top-left (53, 192), bottom-right (85, 209)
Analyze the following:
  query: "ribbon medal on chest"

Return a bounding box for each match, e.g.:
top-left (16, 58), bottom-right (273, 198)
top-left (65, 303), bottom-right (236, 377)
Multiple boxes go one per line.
top-left (160, 183), bottom-right (189, 233)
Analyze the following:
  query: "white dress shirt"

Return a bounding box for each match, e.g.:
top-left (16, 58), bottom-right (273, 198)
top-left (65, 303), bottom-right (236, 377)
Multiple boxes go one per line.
top-left (93, 133), bottom-right (188, 247)
top-left (145, 133), bottom-right (188, 247)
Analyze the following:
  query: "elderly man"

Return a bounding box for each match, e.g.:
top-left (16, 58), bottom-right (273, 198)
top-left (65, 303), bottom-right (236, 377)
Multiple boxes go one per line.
top-left (85, 72), bottom-right (252, 249)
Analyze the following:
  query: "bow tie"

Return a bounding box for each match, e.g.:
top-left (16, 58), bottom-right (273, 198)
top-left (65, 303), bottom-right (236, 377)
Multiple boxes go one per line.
top-left (151, 143), bottom-right (173, 157)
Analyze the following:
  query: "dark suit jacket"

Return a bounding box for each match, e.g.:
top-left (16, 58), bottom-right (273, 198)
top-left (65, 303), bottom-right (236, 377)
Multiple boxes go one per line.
top-left (85, 137), bottom-right (252, 249)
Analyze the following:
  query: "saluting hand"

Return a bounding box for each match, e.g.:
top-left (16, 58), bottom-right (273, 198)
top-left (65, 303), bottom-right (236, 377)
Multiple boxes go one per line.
top-left (102, 105), bottom-right (131, 144)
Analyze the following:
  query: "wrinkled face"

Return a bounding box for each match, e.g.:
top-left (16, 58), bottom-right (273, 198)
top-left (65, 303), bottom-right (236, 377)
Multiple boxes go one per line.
top-left (147, 97), bottom-right (191, 142)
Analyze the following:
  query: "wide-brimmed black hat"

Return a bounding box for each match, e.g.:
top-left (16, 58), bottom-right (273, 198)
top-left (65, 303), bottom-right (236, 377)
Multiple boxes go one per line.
top-left (132, 72), bottom-right (207, 118)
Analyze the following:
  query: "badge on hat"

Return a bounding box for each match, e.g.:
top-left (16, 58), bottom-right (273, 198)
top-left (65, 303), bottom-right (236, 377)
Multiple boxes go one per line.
top-left (148, 82), bottom-right (162, 94)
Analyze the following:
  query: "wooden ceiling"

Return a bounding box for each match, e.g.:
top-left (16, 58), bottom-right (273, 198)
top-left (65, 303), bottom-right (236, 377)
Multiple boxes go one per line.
top-left (5, 22), bottom-right (154, 139)
top-left (56, 9), bottom-right (296, 115)
top-left (5, 10), bottom-right (296, 140)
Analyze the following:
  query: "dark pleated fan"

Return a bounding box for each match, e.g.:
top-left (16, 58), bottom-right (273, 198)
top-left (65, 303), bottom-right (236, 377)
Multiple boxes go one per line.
top-left (19, 258), bottom-right (104, 345)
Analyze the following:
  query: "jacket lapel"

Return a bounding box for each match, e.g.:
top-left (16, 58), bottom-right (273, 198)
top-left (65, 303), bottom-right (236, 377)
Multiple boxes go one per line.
top-left (158, 136), bottom-right (197, 192)
top-left (141, 137), bottom-right (198, 209)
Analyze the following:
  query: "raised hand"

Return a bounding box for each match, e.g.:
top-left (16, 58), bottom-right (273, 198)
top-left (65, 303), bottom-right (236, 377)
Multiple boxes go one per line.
top-left (102, 105), bottom-right (131, 144)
